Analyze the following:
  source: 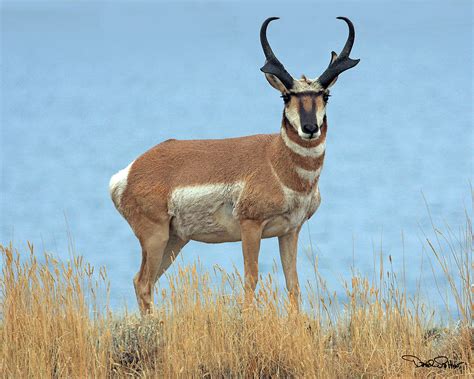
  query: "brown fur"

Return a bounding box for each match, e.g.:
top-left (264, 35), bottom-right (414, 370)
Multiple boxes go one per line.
top-left (114, 104), bottom-right (327, 315)
top-left (300, 96), bottom-right (314, 113)
top-left (109, 15), bottom-right (360, 313)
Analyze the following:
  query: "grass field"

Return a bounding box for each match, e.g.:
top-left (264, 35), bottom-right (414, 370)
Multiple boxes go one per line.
top-left (1, 216), bottom-right (472, 377)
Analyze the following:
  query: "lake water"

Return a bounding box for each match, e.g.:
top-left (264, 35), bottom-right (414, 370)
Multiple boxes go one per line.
top-left (1, 1), bottom-right (472, 315)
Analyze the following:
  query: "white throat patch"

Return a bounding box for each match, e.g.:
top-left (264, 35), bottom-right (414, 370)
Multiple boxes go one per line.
top-left (295, 166), bottom-right (322, 184)
top-left (281, 128), bottom-right (326, 157)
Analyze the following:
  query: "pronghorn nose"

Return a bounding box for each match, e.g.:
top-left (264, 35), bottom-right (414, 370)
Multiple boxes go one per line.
top-left (302, 124), bottom-right (318, 134)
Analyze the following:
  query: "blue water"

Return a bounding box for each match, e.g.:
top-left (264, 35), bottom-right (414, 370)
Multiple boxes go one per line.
top-left (1, 1), bottom-right (472, 314)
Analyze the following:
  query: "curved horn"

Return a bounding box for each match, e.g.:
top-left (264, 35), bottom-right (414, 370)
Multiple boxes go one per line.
top-left (317, 17), bottom-right (360, 88)
top-left (260, 17), bottom-right (294, 90)
top-left (338, 17), bottom-right (356, 58)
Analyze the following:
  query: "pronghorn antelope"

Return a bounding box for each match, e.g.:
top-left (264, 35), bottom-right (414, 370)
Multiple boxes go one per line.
top-left (110, 17), bottom-right (359, 314)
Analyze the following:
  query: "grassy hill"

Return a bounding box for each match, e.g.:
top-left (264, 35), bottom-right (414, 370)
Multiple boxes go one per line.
top-left (1, 218), bottom-right (472, 377)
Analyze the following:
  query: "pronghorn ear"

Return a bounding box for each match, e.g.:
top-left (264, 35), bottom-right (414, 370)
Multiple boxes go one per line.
top-left (264, 73), bottom-right (291, 94)
top-left (325, 51), bottom-right (339, 88)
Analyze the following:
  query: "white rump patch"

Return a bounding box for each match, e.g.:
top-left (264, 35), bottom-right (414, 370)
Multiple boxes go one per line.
top-left (169, 182), bottom-right (244, 240)
top-left (109, 161), bottom-right (134, 212)
top-left (281, 128), bottom-right (326, 157)
top-left (295, 166), bottom-right (322, 184)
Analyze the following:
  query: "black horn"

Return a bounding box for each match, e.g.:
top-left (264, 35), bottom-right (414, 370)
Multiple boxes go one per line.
top-left (260, 17), bottom-right (294, 90)
top-left (317, 17), bottom-right (360, 88)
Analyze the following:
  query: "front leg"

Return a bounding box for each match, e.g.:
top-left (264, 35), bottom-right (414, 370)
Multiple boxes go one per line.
top-left (240, 219), bottom-right (264, 308)
top-left (278, 227), bottom-right (301, 312)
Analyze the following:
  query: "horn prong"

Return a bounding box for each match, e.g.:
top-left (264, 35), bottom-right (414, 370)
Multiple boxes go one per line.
top-left (317, 17), bottom-right (360, 88)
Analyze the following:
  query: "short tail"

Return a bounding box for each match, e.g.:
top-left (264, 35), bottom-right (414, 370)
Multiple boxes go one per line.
top-left (109, 161), bottom-right (134, 214)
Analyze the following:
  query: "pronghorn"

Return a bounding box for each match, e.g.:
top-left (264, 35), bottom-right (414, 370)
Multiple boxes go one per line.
top-left (110, 16), bottom-right (359, 314)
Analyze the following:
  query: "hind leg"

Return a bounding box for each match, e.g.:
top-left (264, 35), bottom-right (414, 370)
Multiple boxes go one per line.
top-left (133, 248), bottom-right (148, 312)
top-left (133, 216), bottom-right (170, 315)
top-left (156, 234), bottom-right (188, 281)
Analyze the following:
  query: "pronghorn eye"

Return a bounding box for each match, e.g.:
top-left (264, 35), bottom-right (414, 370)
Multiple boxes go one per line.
top-left (323, 93), bottom-right (331, 103)
top-left (280, 93), bottom-right (291, 104)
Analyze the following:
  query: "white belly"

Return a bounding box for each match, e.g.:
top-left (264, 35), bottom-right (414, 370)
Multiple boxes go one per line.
top-left (168, 183), bottom-right (321, 243)
top-left (168, 183), bottom-right (243, 242)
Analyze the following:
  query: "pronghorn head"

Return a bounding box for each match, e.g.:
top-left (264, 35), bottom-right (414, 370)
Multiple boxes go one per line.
top-left (260, 17), bottom-right (360, 140)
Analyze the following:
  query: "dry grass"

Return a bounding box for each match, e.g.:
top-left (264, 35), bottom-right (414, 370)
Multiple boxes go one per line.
top-left (1, 217), bottom-right (472, 377)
